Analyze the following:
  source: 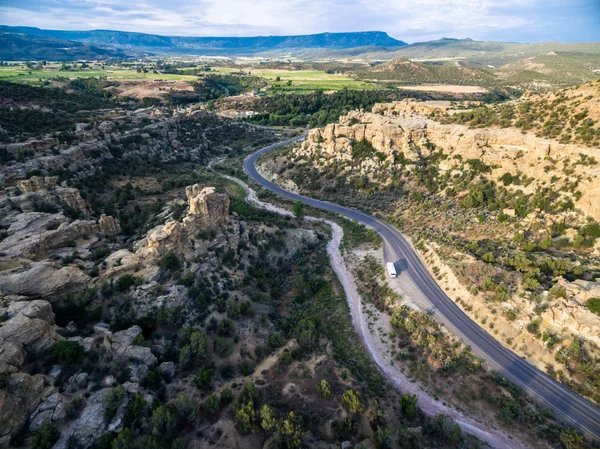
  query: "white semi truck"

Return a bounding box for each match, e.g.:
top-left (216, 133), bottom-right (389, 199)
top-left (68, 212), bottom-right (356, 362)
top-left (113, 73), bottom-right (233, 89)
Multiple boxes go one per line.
top-left (386, 262), bottom-right (397, 278)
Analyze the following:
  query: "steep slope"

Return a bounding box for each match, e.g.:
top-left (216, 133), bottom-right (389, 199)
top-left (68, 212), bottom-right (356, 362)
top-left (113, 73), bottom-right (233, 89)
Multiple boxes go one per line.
top-left (261, 83), bottom-right (600, 404)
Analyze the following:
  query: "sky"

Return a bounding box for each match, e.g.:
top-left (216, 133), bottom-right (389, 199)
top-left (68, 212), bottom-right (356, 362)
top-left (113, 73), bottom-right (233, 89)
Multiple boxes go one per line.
top-left (1, 0), bottom-right (599, 43)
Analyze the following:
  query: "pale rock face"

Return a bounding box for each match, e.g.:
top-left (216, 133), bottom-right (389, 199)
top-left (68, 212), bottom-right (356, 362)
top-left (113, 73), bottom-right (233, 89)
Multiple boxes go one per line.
top-left (185, 185), bottom-right (230, 227)
top-left (98, 214), bottom-right (121, 236)
top-left (108, 325), bottom-right (157, 367)
top-left (16, 176), bottom-right (58, 193)
top-left (128, 184), bottom-right (230, 261)
top-left (298, 100), bottom-right (600, 220)
top-left (0, 373), bottom-right (55, 442)
top-left (537, 279), bottom-right (600, 346)
top-left (12, 175), bottom-right (87, 215)
top-left (28, 392), bottom-right (66, 432)
top-left (0, 213), bottom-right (100, 259)
top-left (0, 300), bottom-right (61, 373)
top-left (53, 387), bottom-right (125, 449)
top-left (577, 178), bottom-right (600, 221)
top-left (0, 262), bottom-right (91, 298)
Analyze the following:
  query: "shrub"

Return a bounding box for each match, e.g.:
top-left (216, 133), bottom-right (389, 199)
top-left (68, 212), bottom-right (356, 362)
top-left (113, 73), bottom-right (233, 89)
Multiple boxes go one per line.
top-left (218, 318), bottom-right (235, 336)
top-left (220, 388), bottom-right (234, 404)
top-left (149, 403), bottom-right (181, 441)
top-left (293, 200), bottom-right (304, 218)
top-left (111, 428), bottom-right (134, 449)
top-left (587, 298), bottom-right (600, 316)
top-left (352, 138), bottom-right (375, 160)
top-left (425, 414), bottom-right (462, 442)
top-left (51, 341), bottom-right (84, 365)
top-left (203, 394), bottom-right (221, 415)
top-left (174, 394), bottom-right (199, 423)
top-left (32, 423), bottom-right (60, 449)
top-left (316, 379), bottom-right (332, 398)
top-left (527, 319), bottom-right (541, 335)
top-left (114, 274), bottom-right (141, 292)
top-left (194, 367), bottom-right (215, 390)
top-left (159, 251), bottom-right (181, 272)
top-left (341, 389), bottom-right (363, 414)
top-left (399, 393), bottom-right (419, 420)
top-left (104, 385), bottom-right (126, 422)
top-left (214, 337), bottom-right (234, 357)
top-left (482, 252), bottom-right (494, 263)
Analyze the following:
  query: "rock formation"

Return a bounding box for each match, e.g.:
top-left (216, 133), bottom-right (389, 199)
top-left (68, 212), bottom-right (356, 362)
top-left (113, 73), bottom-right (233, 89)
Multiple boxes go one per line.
top-left (0, 262), bottom-right (91, 299)
top-left (0, 373), bottom-right (56, 445)
top-left (298, 99), bottom-right (600, 220)
top-left (0, 300), bottom-right (61, 373)
top-left (133, 184), bottom-right (229, 259)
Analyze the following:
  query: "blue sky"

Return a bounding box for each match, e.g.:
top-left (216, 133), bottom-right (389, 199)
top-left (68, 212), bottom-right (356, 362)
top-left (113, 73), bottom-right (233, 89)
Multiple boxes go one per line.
top-left (1, 0), bottom-right (598, 42)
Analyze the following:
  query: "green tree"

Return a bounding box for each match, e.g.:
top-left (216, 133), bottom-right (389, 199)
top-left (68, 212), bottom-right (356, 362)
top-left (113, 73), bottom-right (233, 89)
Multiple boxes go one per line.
top-left (260, 404), bottom-right (277, 431)
top-left (586, 297), bottom-right (600, 316)
top-left (316, 379), bottom-right (332, 399)
top-left (32, 423), bottom-right (60, 449)
top-left (149, 403), bottom-right (181, 441)
top-left (276, 411), bottom-right (304, 449)
top-left (399, 393), bottom-right (418, 420)
top-left (104, 385), bottom-right (126, 422)
top-left (195, 367), bottom-right (215, 389)
top-left (293, 200), bottom-right (304, 218)
top-left (111, 428), bottom-right (134, 449)
top-left (341, 389), bottom-right (364, 414)
top-left (174, 394), bottom-right (199, 422)
top-left (203, 394), bottom-right (221, 415)
top-left (51, 341), bottom-right (84, 365)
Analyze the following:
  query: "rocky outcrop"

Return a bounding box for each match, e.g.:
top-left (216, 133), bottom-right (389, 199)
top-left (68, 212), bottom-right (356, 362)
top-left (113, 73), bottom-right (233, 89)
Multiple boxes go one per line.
top-left (11, 175), bottom-right (88, 214)
top-left (53, 387), bottom-right (126, 449)
top-left (298, 100), bottom-right (600, 220)
top-left (16, 176), bottom-right (58, 193)
top-left (132, 185), bottom-right (229, 259)
top-left (0, 300), bottom-right (61, 373)
top-left (98, 214), bottom-right (121, 236)
top-left (0, 211), bottom-right (117, 259)
top-left (578, 178), bottom-right (600, 222)
top-left (28, 392), bottom-right (67, 432)
top-left (0, 262), bottom-right (90, 299)
top-left (0, 373), bottom-right (55, 444)
top-left (108, 325), bottom-right (157, 366)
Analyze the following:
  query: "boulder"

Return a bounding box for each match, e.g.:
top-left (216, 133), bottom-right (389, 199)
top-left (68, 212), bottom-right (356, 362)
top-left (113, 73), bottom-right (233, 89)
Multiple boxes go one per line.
top-left (29, 392), bottom-right (66, 432)
top-left (0, 373), bottom-right (55, 442)
top-left (0, 262), bottom-right (90, 298)
top-left (0, 300), bottom-right (61, 373)
top-left (53, 388), bottom-right (123, 449)
top-left (98, 214), bottom-right (121, 236)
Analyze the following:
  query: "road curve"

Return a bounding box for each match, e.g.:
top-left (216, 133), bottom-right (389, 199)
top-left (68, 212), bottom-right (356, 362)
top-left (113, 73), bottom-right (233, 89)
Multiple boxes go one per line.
top-left (244, 135), bottom-right (600, 442)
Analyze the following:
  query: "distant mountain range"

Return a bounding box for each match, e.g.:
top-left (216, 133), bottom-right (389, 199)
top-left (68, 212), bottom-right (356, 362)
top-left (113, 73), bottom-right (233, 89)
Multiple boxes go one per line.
top-left (0, 27), bottom-right (406, 59)
top-left (1, 26), bottom-right (599, 71)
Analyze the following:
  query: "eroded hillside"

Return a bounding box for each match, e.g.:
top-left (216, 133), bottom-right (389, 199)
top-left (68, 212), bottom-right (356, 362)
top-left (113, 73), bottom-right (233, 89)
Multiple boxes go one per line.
top-left (259, 81), bottom-right (600, 404)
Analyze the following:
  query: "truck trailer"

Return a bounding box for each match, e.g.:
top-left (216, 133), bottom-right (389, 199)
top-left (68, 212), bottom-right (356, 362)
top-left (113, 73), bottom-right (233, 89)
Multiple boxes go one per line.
top-left (386, 262), bottom-right (397, 278)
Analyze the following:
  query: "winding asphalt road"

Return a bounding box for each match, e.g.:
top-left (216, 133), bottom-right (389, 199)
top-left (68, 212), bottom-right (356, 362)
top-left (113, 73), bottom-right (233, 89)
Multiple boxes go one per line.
top-left (244, 135), bottom-right (600, 443)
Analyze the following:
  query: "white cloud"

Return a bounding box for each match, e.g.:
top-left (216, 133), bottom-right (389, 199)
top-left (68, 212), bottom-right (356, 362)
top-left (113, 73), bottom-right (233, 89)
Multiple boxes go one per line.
top-left (0, 0), bottom-right (598, 42)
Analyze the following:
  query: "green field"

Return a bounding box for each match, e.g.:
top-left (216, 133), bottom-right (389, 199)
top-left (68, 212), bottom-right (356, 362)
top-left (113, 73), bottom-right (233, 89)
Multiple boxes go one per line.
top-left (0, 65), bottom-right (198, 85)
top-left (0, 63), bottom-right (377, 93)
top-left (212, 66), bottom-right (377, 92)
